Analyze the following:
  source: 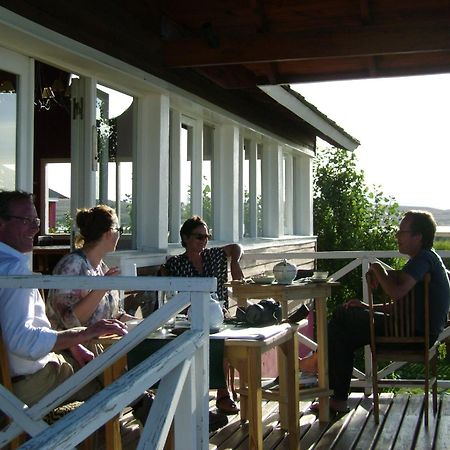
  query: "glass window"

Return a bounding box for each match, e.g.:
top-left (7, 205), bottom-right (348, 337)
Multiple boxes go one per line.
top-left (180, 125), bottom-right (192, 222)
top-left (0, 70), bottom-right (17, 190)
top-left (44, 161), bottom-right (71, 234)
top-left (95, 84), bottom-right (134, 247)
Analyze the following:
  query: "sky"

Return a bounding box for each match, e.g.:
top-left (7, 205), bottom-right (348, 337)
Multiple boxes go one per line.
top-left (292, 74), bottom-right (450, 211)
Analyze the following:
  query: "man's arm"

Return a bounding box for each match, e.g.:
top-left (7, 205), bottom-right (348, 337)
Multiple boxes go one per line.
top-left (369, 262), bottom-right (416, 299)
top-left (52, 319), bottom-right (127, 352)
top-left (222, 244), bottom-right (244, 280)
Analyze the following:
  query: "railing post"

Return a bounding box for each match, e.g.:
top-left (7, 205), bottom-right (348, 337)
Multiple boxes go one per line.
top-left (361, 257), bottom-right (373, 395)
top-left (177, 291), bottom-right (209, 450)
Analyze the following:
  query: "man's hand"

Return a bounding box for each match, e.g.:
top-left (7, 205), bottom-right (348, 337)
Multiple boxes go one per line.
top-left (343, 298), bottom-right (367, 309)
top-left (70, 344), bottom-right (95, 367)
top-left (83, 319), bottom-right (128, 340)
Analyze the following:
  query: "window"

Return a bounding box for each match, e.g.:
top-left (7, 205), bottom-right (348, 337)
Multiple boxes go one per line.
top-left (0, 70), bottom-right (17, 190)
top-left (95, 84), bottom-right (134, 247)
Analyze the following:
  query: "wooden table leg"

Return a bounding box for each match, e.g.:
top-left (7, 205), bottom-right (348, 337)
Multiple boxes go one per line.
top-left (247, 347), bottom-right (263, 450)
top-left (103, 357), bottom-right (126, 450)
top-left (315, 296), bottom-right (330, 422)
top-left (278, 332), bottom-right (300, 449)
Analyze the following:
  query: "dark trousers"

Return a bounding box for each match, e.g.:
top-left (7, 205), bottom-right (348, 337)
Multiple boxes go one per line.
top-left (328, 305), bottom-right (386, 401)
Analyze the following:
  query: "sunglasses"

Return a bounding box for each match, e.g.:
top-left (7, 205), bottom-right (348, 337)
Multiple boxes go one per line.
top-left (191, 233), bottom-right (212, 241)
top-left (4, 215), bottom-right (41, 227)
top-left (111, 226), bottom-right (124, 236)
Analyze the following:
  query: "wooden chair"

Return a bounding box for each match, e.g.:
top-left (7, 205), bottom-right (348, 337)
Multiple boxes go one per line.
top-left (0, 335), bottom-right (94, 449)
top-left (367, 272), bottom-right (438, 425)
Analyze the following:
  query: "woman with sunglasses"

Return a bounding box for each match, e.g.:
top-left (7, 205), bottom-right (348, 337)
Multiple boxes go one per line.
top-left (47, 205), bottom-right (134, 331)
top-left (163, 215), bottom-right (244, 415)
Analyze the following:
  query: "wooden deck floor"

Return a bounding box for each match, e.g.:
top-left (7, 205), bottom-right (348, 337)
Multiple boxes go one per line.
top-left (208, 392), bottom-right (450, 450)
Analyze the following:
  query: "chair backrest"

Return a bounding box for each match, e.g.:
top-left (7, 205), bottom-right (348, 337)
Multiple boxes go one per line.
top-left (367, 272), bottom-right (431, 349)
top-left (0, 333), bottom-right (13, 392)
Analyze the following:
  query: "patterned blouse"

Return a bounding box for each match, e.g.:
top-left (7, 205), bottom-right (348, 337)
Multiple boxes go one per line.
top-left (165, 247), bottom-right (229, 307)
top-left (46, 250), bottom-right (123, 329)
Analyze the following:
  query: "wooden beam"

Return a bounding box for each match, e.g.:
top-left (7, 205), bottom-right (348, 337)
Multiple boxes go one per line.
top-left (163, 23), bottom-right (450, 67)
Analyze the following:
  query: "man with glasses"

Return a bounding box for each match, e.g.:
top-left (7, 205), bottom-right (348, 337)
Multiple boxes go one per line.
top-left (0, 190), bottom-right (127, 406)
top-left (307, 210), bottom-right (450, 414)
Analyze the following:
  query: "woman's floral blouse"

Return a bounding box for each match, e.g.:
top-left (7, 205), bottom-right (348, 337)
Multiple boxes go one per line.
top-left (46, 250), bottom-right (123, 329)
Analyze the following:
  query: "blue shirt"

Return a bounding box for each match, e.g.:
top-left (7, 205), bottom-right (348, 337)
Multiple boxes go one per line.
top-left (403, 248), bottom-right (450, 340)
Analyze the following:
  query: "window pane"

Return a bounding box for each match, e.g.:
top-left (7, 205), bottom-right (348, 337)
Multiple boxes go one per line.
top-left (95, 84), bottom-right (134, 247)
top-left (180, 126), bottom-right (192, 221)
top-left (0, 71), bottom-right (17, 190)
top-left (45, 162), bottom-right (71, 234)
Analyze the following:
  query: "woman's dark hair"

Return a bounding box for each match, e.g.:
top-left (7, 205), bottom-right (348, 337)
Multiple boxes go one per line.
top-left (76, 205), bottom-right (117, 247)
top-left (179, 215), bottom-right (208, 248)
top-left (404, 210), bottom-right (436, 250)
top-left (0, 190), bottom-right (34, 218)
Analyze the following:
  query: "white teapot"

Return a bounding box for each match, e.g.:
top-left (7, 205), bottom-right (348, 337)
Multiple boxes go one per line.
top-left (273, 259), bottom-right (297, 285)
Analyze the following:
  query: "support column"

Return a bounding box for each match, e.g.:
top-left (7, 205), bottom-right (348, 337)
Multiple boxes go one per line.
top-left (293, 153), bottom-right (313, 235)
top-left (262, 142), bottom-right (283, 237)
top-left (169, 109), bottom-right (182, 242)
top-left (248, 140), bottom-right (258, 238)
top-left (191, 119), bottom-right (203, 216)
top-left (213, 123), bottom-right (240, 242)
top-left (135, 93), bottom-right (170, 251)
top-left (284, 153), bottom-right (294, 235)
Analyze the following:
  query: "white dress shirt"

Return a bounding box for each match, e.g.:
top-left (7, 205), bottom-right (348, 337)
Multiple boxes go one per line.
top-left (0, 242), bottom-right (57, 376)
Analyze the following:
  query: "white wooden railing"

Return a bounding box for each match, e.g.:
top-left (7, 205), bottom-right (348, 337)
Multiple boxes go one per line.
top-left (242, 250), bottom-right (450, 390)
top-left (0, 275), bottom-right (215, 450)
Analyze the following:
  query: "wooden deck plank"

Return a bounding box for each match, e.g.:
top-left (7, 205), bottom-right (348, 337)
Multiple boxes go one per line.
top-left (434, 395), bottom-right (450, 450)
top-left (205, 393), bottom-right (450, 450)
top-left (414, 397), bottom-right (439, 450)
top-left (394, 395), bottom-right (424, 449)
top-left (314, 395), bottom-right (362, 449)
top-left (332, 394), bottom-right (373, 450)
top-left (352, 393), bottom-right (393, 450)
top-left (372, 394), bottom-right (408, 450)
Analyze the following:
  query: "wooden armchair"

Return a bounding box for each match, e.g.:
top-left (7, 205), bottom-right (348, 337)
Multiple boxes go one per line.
top-left (367, 272), bottom-right (438, 425)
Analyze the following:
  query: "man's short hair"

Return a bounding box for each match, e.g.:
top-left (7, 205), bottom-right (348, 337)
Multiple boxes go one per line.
top-left (0, 190), bottom-right (34, 218)
top-left (404, 210), bottom-right (436, 250)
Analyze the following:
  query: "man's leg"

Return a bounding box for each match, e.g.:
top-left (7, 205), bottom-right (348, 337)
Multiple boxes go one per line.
top-left (328, 305), bottom-right (384, 406)
top-left (13, 353), bottom-right (101, 406)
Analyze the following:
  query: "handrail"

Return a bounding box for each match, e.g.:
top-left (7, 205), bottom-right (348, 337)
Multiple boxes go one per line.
top-left (0, 275), bottom-right (215, 450)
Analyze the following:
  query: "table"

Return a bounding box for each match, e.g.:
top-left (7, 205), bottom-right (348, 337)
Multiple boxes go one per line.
top-left (227, 280), bottom-right (338, 422)
top-left (96, 323), bottom-right (300, 450)
top-left (219, 323), bottom-right (299, 450)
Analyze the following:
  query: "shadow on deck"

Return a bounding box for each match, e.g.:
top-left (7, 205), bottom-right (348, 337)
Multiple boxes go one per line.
top-left (208, 392), bottom-right (450, 450)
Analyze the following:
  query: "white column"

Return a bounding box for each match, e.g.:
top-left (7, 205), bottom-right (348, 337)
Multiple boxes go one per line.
top-left (169, 110), bottom-right (182, 242)
top-left (191, 119), bottom-right (203, 216)
top-left (15, 55), bottom-right (34, 192)
top-left (135, 93), bottom-right (170, 251)
top-left (284, 153), bottom-right (294, 235)
top-left (238, 134), bottom-right (245, 238)
top-left (213, 123), bottom-right (240, 241)
top-left (70, 76), bottom-right (96, 217)
top-left (293, 153), bottom-right (313, 235)
top-left (262, 141), bottom-right (283, 237)
top-left (248, 140), bottom-right (258, 237)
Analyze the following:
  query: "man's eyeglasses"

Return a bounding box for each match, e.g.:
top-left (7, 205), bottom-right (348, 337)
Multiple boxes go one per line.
top-left (111, 226), bottom-right (124, 236)
top-left (191, 233), bottom-right (212, 241)
top-left (396, 228), bottom-right (414, 234)
top-left (4, 215), bottom-right (41, 227)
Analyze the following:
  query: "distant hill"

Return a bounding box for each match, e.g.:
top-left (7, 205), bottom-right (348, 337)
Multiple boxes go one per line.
top-left (399, 206), bottom-right (450, 226)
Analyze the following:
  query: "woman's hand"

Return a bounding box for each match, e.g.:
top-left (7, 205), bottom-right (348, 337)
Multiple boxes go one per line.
top-left (230, 260), bottom-right (244, 280)
top-left (105, 266), bottom-right (121, 276)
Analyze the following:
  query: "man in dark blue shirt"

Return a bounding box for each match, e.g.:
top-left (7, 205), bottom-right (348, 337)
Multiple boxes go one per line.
top-left (321, 210), bottom-right (450, 414)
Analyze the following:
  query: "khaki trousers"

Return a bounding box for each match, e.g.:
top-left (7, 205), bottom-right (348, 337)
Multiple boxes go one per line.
top-left (13, 352), bottom-right (102, 406)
